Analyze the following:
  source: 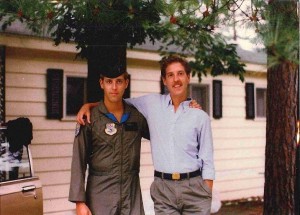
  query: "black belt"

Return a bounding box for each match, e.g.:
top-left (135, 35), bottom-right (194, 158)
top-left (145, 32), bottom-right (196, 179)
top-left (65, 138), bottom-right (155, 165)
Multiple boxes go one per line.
top-left (154, 169), bottom-right (201, 180)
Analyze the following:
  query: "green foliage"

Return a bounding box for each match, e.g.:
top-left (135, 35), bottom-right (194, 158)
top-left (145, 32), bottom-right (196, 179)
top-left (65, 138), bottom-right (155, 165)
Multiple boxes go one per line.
top-left (0, 0), bottom-right (53, 33)
top-left (157, 0), bottom-right (245, 81)
top-left (228, 0), bottom-right (299, 69)
top-left (257, 1), bottom-right (299, 68)
top-left (0, 0), bottom-right (247, 81)
top-left (48, 0), bottom-right (164, 57)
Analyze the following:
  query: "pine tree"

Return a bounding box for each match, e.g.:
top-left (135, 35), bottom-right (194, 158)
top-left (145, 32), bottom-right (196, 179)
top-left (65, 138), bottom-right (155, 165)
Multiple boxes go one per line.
top-left (228, 1), bottom-right (299, 213)
top-left (260, 1), bottom-right (298, 214)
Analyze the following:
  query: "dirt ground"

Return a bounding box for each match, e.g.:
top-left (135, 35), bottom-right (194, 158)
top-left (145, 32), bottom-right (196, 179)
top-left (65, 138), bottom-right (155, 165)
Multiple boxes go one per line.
top-left (213, 197), bottom-right (263, 215)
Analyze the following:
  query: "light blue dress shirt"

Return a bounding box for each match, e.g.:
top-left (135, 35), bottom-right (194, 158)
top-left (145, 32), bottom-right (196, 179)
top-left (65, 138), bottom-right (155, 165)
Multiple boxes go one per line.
top-left (126, 93), bottom-right (215, 180)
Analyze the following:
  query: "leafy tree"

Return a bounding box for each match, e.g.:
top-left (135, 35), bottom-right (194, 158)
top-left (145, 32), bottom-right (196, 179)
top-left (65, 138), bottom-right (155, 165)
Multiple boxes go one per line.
top-left (0, 0), bottom-right (245, 101)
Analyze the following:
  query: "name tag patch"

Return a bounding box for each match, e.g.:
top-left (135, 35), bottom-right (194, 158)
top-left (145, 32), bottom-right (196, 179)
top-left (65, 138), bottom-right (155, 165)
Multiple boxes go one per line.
top-left (125, 122), bottom-right (138, 131)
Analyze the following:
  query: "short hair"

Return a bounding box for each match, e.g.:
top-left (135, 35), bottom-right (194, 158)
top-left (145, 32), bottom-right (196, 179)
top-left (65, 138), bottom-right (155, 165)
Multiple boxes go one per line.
top-left (100, 71), bottom-right (130, 80)
top-left (160, 55), bottom-right (191, 78)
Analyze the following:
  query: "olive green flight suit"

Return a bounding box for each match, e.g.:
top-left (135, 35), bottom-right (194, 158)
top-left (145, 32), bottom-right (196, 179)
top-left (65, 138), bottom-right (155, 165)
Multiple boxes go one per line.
top-left (69, 101), bottom-right (149, 215)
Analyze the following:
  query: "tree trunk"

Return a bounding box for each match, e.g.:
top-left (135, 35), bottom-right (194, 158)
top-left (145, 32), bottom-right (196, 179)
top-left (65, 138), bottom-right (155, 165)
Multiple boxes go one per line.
top-left (85, 22), bottom-right (127, 102)
top-left (86, 44), bottom-right (127, 102)
top-left (296, 142), bottom-right (300, 215)
top-left (264, 62), bottom-right (298, 214)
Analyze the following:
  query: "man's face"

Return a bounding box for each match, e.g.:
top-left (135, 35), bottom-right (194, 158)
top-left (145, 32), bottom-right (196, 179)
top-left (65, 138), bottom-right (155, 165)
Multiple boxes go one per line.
top-left (100, 74), bottom-right (128, 103)
top-left (162, 62), bottom-right (190, 98)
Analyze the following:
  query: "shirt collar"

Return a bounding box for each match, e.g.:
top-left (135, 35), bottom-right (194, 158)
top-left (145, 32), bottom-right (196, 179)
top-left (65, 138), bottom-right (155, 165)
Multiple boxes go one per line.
top-left (98, 100), bottom-right (131, 123)
top-left (165, 94), bottom-right (172, 108)
top-left (164, 94), bottom-right (192, 110)
top-left (105, 112), bottom-right (130, 123)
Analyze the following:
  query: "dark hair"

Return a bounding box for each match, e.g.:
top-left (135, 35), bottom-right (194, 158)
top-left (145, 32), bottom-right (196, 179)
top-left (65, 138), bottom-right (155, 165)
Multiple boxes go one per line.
top-left (99, 71), bottom-right (130, 80)
top-left (160, 55), bottom-right (191, 78)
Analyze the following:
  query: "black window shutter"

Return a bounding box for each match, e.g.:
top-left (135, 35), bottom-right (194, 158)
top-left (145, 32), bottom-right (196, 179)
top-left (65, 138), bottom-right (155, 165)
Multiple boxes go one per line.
top-left (47, 69), bottom-right (63, 119)
top-left (123, 75), bottom-right (131, 99)
top-left (213, 80), bottom-right (222, 119)
top-left (245, 83), bottom-right (255, 119)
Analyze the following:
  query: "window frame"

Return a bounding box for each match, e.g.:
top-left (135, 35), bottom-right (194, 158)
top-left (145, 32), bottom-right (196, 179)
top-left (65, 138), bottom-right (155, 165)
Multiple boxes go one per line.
top-left (62, 72), bottom-right (87, 121)
top-left (188, 83), bottom-right (210, 116)
top-left (245, 82), bottom-right (267, 120)
top-left (255, 86), bottom-right (267, 119)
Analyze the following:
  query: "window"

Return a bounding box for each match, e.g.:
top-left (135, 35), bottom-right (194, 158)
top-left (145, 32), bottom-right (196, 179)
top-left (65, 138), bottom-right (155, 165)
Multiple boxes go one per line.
top-left (66, 77), bottom-right (87, 116)
top-left (189, 84), bottom-right (210, 114)
top-left (245, 82), bottom-right (267, 119)
top-left (47, 69), bottom-right (88, 119)
top-left (256, 88), bottom-right (267, 118)
top-left (160, 80), bottom-right (210, 114)
top-left (47, 68), bottom-right (130, 120)
top-left (64, 75), bottom-right (87, 118)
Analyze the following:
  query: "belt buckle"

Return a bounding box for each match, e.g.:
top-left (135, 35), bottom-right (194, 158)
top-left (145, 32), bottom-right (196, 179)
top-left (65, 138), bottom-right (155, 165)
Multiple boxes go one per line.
top-left (172, 172), bottom-right (180, 180)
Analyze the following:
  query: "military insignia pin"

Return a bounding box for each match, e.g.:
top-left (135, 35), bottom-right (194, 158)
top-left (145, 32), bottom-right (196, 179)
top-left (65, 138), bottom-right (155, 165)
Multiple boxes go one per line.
top-left (75, 123), bottom-right (81, 137)
top-left (105, 123), bottom-right (117, 135)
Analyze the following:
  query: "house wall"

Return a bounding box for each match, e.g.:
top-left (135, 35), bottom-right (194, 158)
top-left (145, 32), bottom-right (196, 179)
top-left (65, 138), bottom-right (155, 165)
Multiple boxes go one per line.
top-left (0, 33), bottom-right (267, 215)
top-left (198, 74), bottom-right (266, 200)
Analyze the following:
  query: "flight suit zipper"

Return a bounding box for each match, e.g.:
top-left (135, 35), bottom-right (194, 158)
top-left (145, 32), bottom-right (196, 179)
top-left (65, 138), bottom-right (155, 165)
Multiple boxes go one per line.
top-left (119, 125), bottom-right (123, 214)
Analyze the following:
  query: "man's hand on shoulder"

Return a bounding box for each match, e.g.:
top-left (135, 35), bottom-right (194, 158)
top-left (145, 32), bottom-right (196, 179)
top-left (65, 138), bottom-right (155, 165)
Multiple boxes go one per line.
top-left (189, 99), bottom-right (202, 109)
top-left (76, 102), bottom-right (99, 125)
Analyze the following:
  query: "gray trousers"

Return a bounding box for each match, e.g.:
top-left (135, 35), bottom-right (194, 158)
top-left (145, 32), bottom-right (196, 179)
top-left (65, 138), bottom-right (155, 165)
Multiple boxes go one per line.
top-left (150, 176), bottom-right (212, 215)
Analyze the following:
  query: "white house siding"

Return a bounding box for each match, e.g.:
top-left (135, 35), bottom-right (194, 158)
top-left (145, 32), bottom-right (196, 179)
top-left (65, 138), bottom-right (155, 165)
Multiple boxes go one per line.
top-left (1, 34), bottom-right (84, 214)
top-left (1, 33), bottom-right (267, 214)
top-left (196, 74), bottom-right (267, 201)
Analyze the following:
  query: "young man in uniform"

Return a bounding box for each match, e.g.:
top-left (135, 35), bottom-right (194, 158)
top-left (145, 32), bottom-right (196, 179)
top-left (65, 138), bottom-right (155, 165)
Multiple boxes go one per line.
top-left (77, 55), bottom-right (214, 215)
top-left (69, 66), bottom-right (149, 215)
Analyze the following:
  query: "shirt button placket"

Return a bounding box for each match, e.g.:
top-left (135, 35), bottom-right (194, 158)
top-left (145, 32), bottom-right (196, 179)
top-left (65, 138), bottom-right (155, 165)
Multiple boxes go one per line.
top-left (171, 108), bottom-right (181, 171)
top-left (170, 106), bottom-right (178, 171)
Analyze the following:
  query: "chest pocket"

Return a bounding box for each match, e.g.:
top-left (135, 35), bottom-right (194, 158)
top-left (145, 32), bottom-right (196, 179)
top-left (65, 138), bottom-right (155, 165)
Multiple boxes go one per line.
top-left (124, 122), bottom-right (138, 131)
top-left (124, 121), bottom-right (142, 170)
top-left (123, 121), bottom-right (140, 146)
top-left (89, 122), bottom-right (118, 172)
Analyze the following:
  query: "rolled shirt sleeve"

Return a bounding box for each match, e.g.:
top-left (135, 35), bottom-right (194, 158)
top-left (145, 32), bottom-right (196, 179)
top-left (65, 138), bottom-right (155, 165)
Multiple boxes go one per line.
top-left (198, 114), bottom-right (215, 180)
